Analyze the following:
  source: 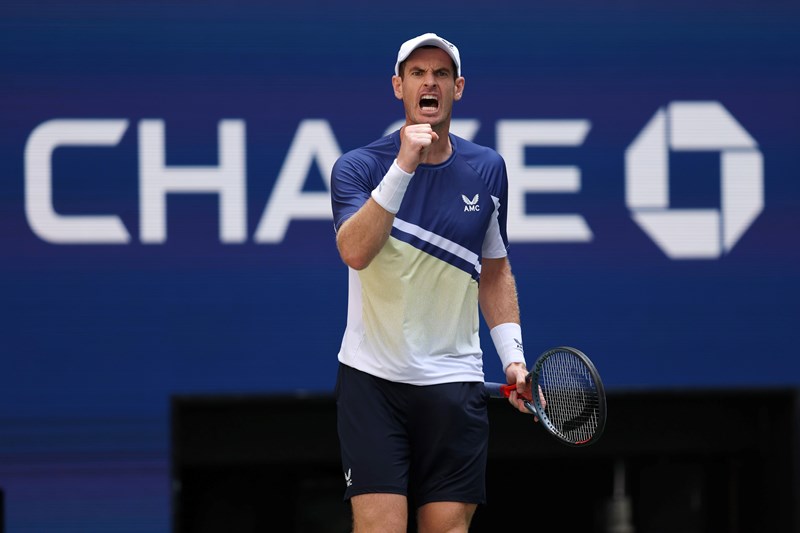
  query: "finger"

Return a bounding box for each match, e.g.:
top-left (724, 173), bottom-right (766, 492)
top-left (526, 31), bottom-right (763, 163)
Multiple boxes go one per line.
top-left (510, 391), bottom-right (531, 414)
top-left (508, 391), bottom-right (521, 411)
top-left (513, 368), bottom-right (528, 391)
top-left (405, 125), bottom-right (437, 145)
top-left (409, 132), bottom-right (434, 147)
top-left (408, 123), bottom-right (432, 132)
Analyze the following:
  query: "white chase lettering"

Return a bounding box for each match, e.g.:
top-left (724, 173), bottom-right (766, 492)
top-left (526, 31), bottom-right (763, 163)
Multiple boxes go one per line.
top-left (496, 119), bottom-right (593, 242)
top-left (22, 103), bottom-right (763, 260)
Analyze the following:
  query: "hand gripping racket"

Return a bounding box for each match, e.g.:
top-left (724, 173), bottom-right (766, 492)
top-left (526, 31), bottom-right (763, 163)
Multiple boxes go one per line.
top-left (485, 346), bottom-right (607, 447)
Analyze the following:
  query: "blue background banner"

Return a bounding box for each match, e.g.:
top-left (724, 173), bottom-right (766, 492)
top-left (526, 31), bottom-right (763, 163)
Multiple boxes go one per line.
top-left (1, 0), bottom-right (799, 531)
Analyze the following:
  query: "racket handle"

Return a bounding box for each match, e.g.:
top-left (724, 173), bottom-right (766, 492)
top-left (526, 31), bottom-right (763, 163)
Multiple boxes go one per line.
top-left (484, 382), bottom-right (515, 398)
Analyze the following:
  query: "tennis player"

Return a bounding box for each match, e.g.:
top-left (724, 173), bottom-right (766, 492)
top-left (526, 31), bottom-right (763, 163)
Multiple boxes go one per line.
top-left (330, 32), bottom-right (532, 533)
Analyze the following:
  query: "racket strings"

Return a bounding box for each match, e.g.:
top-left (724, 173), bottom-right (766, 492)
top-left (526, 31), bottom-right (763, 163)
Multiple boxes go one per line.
top-left (538, 351), bottom-right (601, 443)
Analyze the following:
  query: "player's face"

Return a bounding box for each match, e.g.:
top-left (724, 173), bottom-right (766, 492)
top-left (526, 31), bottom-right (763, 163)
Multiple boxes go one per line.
top-left (392, 47), bottom-right (464, 130)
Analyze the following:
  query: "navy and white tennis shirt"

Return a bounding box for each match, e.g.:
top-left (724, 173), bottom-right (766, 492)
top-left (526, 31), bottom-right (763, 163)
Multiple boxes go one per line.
top-left (331, 130), bottom-right (510, 386)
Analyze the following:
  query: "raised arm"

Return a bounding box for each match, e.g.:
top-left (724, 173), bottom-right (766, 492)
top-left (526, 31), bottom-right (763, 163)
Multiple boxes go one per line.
top-left (336, 198), bottom-right (396, 270)
top-left (335, 124), bottom-right (440, 270)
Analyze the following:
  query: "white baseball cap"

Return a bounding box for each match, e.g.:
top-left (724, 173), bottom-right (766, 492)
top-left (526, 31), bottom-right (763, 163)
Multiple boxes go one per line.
top-left (394, 33), bottom-right (461, 77)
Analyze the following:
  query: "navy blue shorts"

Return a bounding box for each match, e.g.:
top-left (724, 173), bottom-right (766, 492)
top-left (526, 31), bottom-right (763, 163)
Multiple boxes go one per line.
top-left (335, 363), bottom-right (489, 507)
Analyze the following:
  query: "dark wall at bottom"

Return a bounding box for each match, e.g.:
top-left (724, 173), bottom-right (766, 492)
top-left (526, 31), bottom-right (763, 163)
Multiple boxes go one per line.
top-left (172, 389), bottom-right (800, 533)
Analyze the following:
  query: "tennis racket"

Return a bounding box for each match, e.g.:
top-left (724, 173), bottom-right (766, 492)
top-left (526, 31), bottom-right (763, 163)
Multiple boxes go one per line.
top-left (485, 346), bottom-right (607, 447)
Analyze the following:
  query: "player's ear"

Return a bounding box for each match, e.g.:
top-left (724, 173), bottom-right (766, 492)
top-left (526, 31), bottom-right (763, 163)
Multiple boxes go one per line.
top-left (454, 76), bottom-right (465, 101)
top-left (392, 75), bottom-right (403, 100)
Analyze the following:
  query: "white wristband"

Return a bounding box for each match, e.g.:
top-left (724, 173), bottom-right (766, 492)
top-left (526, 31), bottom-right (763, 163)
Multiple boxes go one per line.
top-left (490, 322), bottom-right (526, 371)
top-left (371, 159), bottom-right (414, 214)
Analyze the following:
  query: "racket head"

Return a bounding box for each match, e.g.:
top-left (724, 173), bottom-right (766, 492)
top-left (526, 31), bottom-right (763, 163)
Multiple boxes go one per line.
top-left (528, 346), bottom-right (607, 447)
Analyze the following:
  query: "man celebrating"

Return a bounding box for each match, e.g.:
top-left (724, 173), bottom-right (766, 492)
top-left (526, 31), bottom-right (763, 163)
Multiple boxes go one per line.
top-left (330, 33), bottom-right (532, 533)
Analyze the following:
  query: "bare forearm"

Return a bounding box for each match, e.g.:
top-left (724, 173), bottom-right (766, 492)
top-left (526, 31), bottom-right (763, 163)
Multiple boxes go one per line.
top-left (336, 198), bottom-right (395, 270)
top-left (335, 125), bottom-right (445, 270)
top-left (481, 257), bottom-right (528, 385)
top-left (479, 257), bottom-right (521, 329)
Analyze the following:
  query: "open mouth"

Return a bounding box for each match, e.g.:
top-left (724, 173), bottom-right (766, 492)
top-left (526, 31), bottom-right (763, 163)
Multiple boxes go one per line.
top-left (419, 95), bottom-right (439, 110)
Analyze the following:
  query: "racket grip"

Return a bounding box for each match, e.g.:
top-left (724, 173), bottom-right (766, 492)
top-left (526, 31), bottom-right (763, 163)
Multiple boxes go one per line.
top-left (484, 382), bottom-right (515, 398)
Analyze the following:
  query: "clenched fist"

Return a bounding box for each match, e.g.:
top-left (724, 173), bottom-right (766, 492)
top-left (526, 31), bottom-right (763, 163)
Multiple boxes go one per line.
top-left (396, 123), bottom-right (440, 173)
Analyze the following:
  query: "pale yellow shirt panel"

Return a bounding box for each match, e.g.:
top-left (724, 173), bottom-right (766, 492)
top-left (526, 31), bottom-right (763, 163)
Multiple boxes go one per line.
top-left (353, 237), bottom-right (482, 383)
